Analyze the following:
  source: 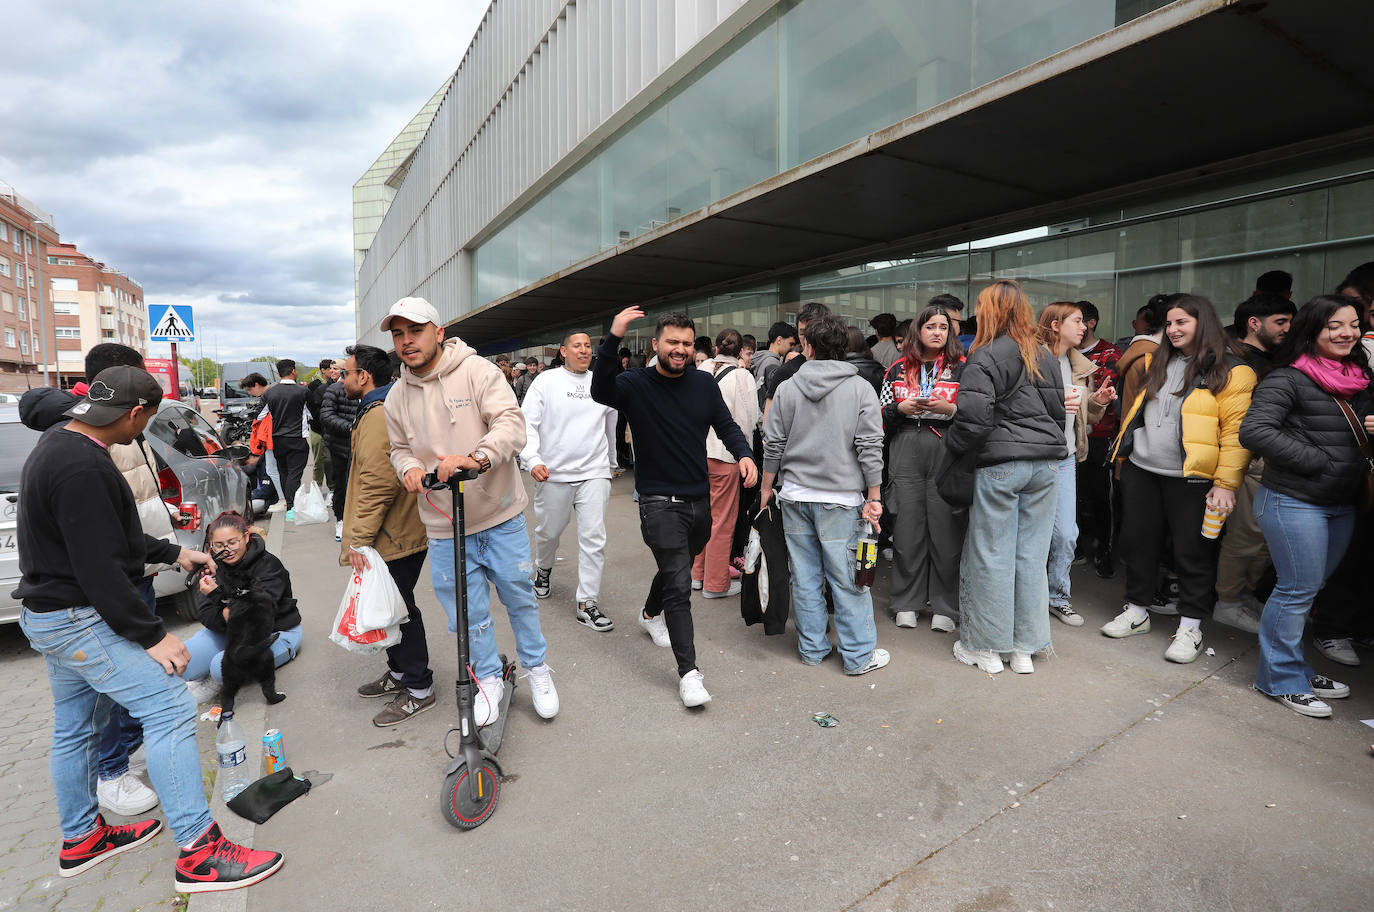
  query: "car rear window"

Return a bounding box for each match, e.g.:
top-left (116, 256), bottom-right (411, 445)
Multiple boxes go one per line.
top-left (0, 420), bottom-right (43, 492)
top-left (147, 407), bottom-right (224, 459)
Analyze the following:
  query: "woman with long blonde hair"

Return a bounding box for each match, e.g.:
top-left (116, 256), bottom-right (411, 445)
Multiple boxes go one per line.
top-left (944, 281), bottom-right (1069, 675)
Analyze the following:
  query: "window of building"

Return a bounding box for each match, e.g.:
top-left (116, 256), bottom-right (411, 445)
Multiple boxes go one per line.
top-left (0, 222), bottom-right (8, 242)
top-left (60, 258), bottom-right (74, 265)
top-left (19, 330), bottom-right (29, 354)
top-left (51, 277), bottom-right (77, 292)
top-left (54, 327), bottom-right (80, 339)
top-left (1, 292), bottom-right (10, 312)
top-left (0, 258), bottom-right (8, 277)
top-left (101, 329), bottom-right (115, 339)
top-left (25, 235), bottom-right (34, 255)
top-left (47, 255), bottom-right (57, 264)
top-left (12, 233), bottom-right (20, 254)
top-left (53, 301), bottom-right (80, 315)
top-left (3, 328), bottom-right (13, 348)
top-left (17, 296), bottom-right (25, 320)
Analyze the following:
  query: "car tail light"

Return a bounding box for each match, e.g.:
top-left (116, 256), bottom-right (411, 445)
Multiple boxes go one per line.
top-left (158, 467), bottom-right (181, 507)
top-left (177, 502), bottom-right (202, 531)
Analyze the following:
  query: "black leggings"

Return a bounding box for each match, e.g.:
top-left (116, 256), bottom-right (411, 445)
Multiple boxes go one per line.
top-left (1118, 462), bottom-right (1218, 620)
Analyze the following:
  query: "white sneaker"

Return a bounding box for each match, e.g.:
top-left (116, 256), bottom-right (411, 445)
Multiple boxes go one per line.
top-left (1313, 637), bottom-right (1360, 667)
top-left (1165, 625), bottom-right (1204, 663)
top-left (930, 614), bottom-right (956, 633)
top-left (185, 677), bottom-right (221, 704)
top-left (1009, 651), bottom-right (1034, 674)
top-left (953, 640), bottom-right (1004, 674)
top-left (267, 502), bottom-right (285, 514)
top-left (848, 648), bottom-right (890, 676)
top-left (702, 581), bottom-right (741, 598)
top-left (474, 675), bottom-right (503, 727)
top-left (97, 773), bottom-right (159, 816)
top-left (334, 519), bottom-right (343, 542)
top-left (324, 490), bottom-right (333, 508)
top-left (638, 611), bottom-right (672, 648)
top-left (1101, 608), bottom-right (1152, 638)
top-left (679, 669), bottom-right (712, 707)
top-left (894, 611), bottom-right (918, 629)
top-left (523, 664), bottom-right (559, 719)
top-left (1214, 599), bottom-right (1261, 634)
top-left (690, 579), bottom-right (703, 591)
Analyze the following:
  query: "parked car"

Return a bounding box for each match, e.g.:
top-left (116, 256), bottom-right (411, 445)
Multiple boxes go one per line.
top-left (217, 361), bottom-right (278, 442)
top-left (0, 392), bottom-right (21, 404)
top-left (0, 400), bottom-right (249, 625)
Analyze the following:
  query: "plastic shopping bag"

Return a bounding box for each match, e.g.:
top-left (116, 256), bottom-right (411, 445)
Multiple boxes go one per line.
top-left (292, 482), bottom-right (329, 525)
top-left (329, 555), bottom-right (403, 655)
top-left (352, 547), bottom-right (407, 631)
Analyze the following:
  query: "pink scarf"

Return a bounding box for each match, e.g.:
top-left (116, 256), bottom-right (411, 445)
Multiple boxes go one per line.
top-left (1293, 353), bottom-right (1370, 399)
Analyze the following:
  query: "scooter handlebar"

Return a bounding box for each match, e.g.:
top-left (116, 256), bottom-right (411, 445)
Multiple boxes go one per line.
top-left (422, 468), bottom-right (480, 489)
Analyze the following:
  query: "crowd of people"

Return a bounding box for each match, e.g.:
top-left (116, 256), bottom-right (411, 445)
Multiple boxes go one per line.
top-left (13, 260), bottom-right (1374, 894)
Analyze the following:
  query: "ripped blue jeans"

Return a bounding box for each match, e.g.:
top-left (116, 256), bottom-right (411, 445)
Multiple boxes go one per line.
top-left (429, 513), bottom-right (547, 680)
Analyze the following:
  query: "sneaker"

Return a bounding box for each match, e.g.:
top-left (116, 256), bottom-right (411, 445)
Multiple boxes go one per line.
top-left (285, 509), bottom-right (295, 523)
top-left (638, 611), bottom-right (672, 648)
top-left (1165, 625), bottom-right (1204, 663)
top-left (357, 670), bottom-right (406, 699)
top-left (267, 502), bottom-right (285, 514)
top-left (1214, 599), bottom-right (1261, 634)
top-left (702, 581), bottom-right (742, 599)
top-left (1310, 675), bottom-right (1350, 700)
top-left (731, 556), bottom-right (746, 574)
top-left (1313, 637), bottom-right (1360, 667)
top-left (690, 579), bottom-right (703, 591)
top-left (728, 565), bottom-right (742, 580)
top-left (372, 690), bottom-right (436, 727)
top-left (474, 675), bottom-right (504, 727)
top-left (334, 519), bottom-right (343, 542)
top-left (1009, 651), bottom-right (1034, 674)
top-left (533, 568), bottom-right (551, 599)
top-left (324, 490), bottom-right (333, 508)
top-left (185, 677), bottom-right (221, 705)
top-left (679, 669), bottom-right (711, 707)
top-left (174, 822), bottom-right (284, 893)
top-left (1271, 692), bottom-right (1332, 718)
top-left (894, 611), bottom-right (918, 629)
top-left (96, 773), bottom-right (159, 816)
top-left (523, 664), bottom-right (559, 719)
top-left (930, 614), bottom-right (956, 633)
top-left (881, 547), bottom-right (894, 562)
top-left (60, 814), bottom-right (162, 877)
top-left (1101, 608), bottom-right (1151, 638)
top-left (953, 640), bottom-right (1004, 674)
top-left (1050, 603), bottom-right (1084, 627)
top-left (576, 599), bottom-right (614, 631)
top-left (847, 648), bottom-right (890, 676)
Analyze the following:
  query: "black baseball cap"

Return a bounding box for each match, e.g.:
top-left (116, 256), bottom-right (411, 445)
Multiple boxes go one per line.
top-left (63, 365), bottom-right (164, 426)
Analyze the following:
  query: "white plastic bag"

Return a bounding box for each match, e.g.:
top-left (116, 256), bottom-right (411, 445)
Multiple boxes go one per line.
top-left (292, 482), bottom-right (329, 525)
top-left (329, 551), bottom-right (404, 655)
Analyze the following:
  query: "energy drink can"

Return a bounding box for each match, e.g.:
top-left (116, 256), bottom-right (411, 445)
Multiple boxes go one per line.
top-left (854, 536), bottom-right (878, 589)
top-left (262, 729), bottom-right (286, 774)
top-left (812, 712), bottom-right (839, 728)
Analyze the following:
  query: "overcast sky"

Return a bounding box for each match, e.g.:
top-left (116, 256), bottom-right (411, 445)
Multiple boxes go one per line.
top-left (0, 0), bottom-right (485, 368)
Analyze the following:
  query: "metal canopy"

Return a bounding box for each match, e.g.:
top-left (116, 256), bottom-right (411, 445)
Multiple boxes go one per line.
top-left (452, 0), bottom-right (1374, 349)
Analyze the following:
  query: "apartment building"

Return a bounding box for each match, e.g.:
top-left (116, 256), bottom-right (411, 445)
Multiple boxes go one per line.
top-left (45, 242), bottom-right (148, 387)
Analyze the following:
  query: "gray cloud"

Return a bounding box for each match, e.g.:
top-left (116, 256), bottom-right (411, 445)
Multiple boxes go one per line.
top-left (0, 0), bottom-right (484, 364)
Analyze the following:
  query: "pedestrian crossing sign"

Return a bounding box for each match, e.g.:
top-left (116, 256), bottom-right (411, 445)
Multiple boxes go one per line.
top-left (149, 304), bottom-right (195, 342)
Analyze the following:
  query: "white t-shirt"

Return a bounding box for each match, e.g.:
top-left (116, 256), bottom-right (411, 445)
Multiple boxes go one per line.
top-left (519, 367), bottom-right (617, 482)
top-left (1058, 353), bottom-right (1074, 450)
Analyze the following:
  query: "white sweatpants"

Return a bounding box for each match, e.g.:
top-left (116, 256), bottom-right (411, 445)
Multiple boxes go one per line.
top-left (533, 477), bottom-right (611, 603)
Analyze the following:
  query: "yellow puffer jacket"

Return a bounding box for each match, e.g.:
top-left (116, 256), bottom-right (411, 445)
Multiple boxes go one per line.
top-left (1110, 353), bottom-right (1256, 490)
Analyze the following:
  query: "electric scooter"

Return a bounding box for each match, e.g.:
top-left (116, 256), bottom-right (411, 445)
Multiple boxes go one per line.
top-left (424, 469), bottom-right (517, 830)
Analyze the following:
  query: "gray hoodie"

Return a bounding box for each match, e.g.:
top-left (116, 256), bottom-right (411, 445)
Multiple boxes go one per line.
top-left (762, 359), bottom-right (884, 494)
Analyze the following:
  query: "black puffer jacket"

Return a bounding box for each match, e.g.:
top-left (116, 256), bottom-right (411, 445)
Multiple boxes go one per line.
top-left (196, 533), bottom-right (302, 633)
top-left (945, 335), bottom-right (1068, 466)
top-left (845, 353), bottom-right (884, 395)
top-left (319, 381), bottom-right (359, 451)
top-left (1238, 366), bottom-right (1373, 505)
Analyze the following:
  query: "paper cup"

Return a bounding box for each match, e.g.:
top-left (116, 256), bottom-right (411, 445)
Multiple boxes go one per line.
top-left (1201, 504), bottom-right (1229, 539)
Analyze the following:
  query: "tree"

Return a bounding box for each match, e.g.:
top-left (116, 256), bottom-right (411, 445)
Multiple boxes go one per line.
top-left (179, 356), bottom-right (222, 389)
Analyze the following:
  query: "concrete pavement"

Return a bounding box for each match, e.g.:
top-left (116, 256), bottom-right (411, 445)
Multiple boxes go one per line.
top-left (3, 472), bottom-right (1372, 910)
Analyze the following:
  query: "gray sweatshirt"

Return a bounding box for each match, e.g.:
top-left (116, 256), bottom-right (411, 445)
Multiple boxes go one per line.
top-left (762, 359), bottom-right (884, 494)
top-left (1130, 355), bottom-right (1189, 477)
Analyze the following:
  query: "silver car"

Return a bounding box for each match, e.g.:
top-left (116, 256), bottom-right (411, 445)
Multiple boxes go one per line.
top-left (0, 400), bottom-right (249, 625)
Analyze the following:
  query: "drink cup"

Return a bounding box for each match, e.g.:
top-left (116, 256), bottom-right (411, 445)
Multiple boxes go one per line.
top-left (1201, 503), bottom-right (1229, 539)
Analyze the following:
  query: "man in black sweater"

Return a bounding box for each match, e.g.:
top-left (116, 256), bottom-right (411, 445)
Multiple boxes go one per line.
top-left (261, 358), bottom-right (310, 515)
top-left (15, 365), bottom-right (285, 892)
top-left (592, 306), bottom-right (757, 708)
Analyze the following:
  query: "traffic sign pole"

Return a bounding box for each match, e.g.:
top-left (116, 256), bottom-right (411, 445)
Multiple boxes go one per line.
top-left (171, 342), bottom-right (180, 401)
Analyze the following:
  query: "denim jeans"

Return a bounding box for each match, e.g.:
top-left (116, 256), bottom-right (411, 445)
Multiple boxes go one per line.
top-left (20, 607), bottom-right (214, 844)
top-left (780, 499), bottom-right (878, 673)
top-left (959, 459), bottom-right (1056, 654)
top-left (97, 576), bottom-right (156, 781)
top-left (639, 496), bottom-right (712, 677)
top-left (429, 513), bottom-right (547, 681)
top-left (1252, 486), bottom-right (1355, 696)
top-left (1046, 455), bottom-right (1079, 608)
top-left (183, 625), bottom-right (304, 684)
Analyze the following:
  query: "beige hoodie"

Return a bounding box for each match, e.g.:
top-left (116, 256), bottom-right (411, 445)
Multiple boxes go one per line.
top-left (384, 337), bottom-right (528, 538)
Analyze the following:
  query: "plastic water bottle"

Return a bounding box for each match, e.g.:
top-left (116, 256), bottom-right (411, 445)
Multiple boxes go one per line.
top-left (216, 711), bottom-right (251, 801)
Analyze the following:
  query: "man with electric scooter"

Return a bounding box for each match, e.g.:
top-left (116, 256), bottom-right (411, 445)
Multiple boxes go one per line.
top-left (382, 297), bottom-right (559, 726)
top-left (592, 306), bottom-right (758, 708)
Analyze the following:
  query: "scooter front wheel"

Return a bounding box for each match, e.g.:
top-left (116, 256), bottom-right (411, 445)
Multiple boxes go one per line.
top-left (441, 762), bottom-right (499, 829)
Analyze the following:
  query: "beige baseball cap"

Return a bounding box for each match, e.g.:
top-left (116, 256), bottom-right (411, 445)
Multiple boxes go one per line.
top-left (379, 296), bottom-right (441, 332)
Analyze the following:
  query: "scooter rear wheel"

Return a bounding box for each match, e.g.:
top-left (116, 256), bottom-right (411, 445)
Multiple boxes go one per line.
top-left (441, 762), bottom-right (499, 829)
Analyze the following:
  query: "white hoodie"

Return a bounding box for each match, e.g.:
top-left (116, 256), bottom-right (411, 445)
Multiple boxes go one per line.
top-left (519, 367), bottom-right (617, 482)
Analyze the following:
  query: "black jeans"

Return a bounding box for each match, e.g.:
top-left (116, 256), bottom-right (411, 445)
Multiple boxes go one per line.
top-left (273, 435), bottom-right (310, 508)
top-left (1311, 510), bottom-right (1374, 640)
top-left (329, 444), bottom-right (351, 521)
top-left (1118, 462), bottom-right (1218, 620)
top-left (1075, 437), bottom-right (1115, 557)
top-left (384, 551), bottom-right (433, 691)
top-left (639, 496), bottom-right (712, 677)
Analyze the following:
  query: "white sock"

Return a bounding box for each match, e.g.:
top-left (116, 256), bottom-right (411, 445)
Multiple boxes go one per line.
top-left (1124, 603), bottom-right (1149, 623)
top-left (182, 823), bottom-right (214, 849)
top-left (409, 686), bottom-right (432, 699)
top-left (388, 671), bottom-right (402, 681)
top-left (1178, 617), bottom-right (1202, 632)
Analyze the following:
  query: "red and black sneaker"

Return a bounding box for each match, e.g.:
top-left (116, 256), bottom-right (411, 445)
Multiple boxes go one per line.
top-left (60, 813), bottom-right (163, 877)
top-left (174, 822), bottom-right (283, 894)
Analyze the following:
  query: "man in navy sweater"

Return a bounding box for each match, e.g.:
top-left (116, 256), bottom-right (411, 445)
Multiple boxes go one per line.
top-left (592, 307), bottom-right (758, 708)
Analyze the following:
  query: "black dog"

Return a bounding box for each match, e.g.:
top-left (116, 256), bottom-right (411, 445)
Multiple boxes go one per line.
top-left (206, 553), bottom-right (287, 712)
